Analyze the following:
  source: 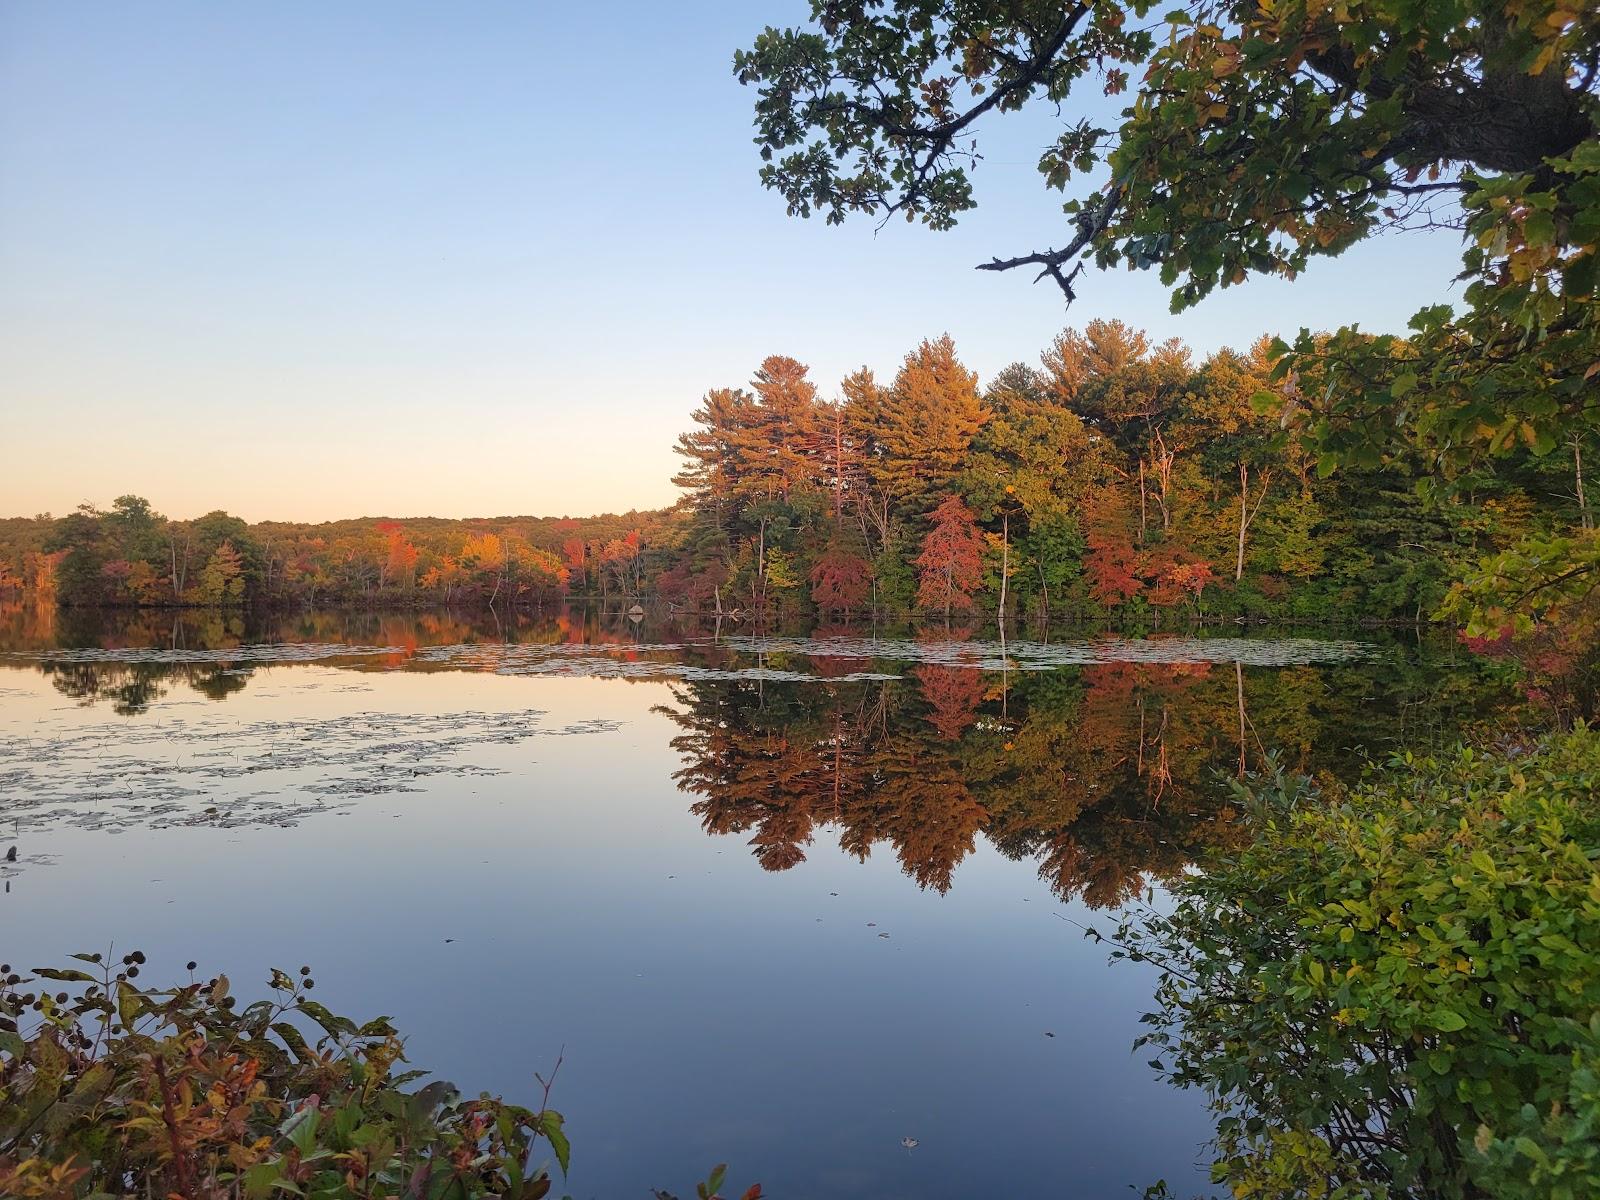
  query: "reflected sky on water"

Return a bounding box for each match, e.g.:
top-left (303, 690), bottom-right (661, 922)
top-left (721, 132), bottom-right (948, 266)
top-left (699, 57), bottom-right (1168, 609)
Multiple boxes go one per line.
top-left (0, 606), bottom-right (1510, 1197)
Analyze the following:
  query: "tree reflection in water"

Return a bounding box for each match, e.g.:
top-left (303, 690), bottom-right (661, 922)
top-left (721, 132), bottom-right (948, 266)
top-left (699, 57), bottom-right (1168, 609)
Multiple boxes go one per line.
top-left (661, 651), bottom-right (1513, 908)
top-left (2, 604), bottom-right (1514, 903)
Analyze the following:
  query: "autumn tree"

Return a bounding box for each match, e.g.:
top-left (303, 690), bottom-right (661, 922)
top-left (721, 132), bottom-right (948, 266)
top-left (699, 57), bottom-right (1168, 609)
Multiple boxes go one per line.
top-left (599, 532), bottom-right (644, 598)
top-left (747, 354), bottom-right (823, 500)
top-left (1084, 489), bottom-right (1143, 608)
top-left (877, 336), bottom-right (989, 517)
top-left (673, 386), bottom-right (758, 528)
top-left (381, 524), bottom-right (420, 591)
top-left (561, 537), bottom-right (587, 592)
top-left (1073, 331), bottom-right (1192, 538)
top-left (964, 358), bottom-right (1101, 614)
top-left (735, 0), bottom-right (1600, 630)
top-left (1184, 345), bottom-right (1280, 581)
top-left (809, 534), bottom-right (873, 618)
top-left (198, 540), bottom-right (245, 605)
top-left (916, 494), bottom-right (986, 616)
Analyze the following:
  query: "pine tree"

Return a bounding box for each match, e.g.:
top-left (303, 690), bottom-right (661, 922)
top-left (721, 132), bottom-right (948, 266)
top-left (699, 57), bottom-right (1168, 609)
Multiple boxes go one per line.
top-left (878, 336), bottom-right (989, 517)
top-left (916, 494), bottom-right (986, 616)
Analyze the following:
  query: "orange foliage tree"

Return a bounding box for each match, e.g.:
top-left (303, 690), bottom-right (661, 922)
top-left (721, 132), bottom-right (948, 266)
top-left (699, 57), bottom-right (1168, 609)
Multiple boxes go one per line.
top-left (915, 495), bottom-right (986, 615)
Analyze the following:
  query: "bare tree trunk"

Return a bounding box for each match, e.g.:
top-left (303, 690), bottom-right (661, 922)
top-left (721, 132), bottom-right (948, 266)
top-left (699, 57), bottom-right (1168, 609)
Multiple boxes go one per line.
top-left (997, 510), bottom-right (1009, 625)
top-left (1237, 465), bottom-right (1250, 582)
top-left (168, 529), bottom-right (190, 602)
top-left (1150, 430), bottom-right (1174, 531)
top-left (1235, 463), bottom-right (1274, 581)
top-left (1137, 460), bottom-right (1148, 543)
top-left (1576, 438), bottom-right (1592, 530)
top-left (756, 518), bottom-right (768, 608)
top-left (488, 555), bottom-right (503, 608)
top-left (838, 409), bottom-right (851, 524)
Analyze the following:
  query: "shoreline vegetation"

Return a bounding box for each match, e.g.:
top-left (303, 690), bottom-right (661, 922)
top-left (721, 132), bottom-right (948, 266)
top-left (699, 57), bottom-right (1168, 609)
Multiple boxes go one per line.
top-left (3, 323), bottom-right (1588, 636)
top-left (1118, 727), bottom-right (1600, 1198)
top-left (0, 593), bottom-right (1474, 629)
top-left (0, 953), bottom-right (758, 1200)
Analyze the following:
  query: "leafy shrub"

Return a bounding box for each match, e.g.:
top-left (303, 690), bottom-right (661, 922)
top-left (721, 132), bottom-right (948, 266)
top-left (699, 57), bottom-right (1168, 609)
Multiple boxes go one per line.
top-left (0, 955), bottom-right (568, 1200)
top-left (0, 956), bottom-right (758, 1200)
top-left (1110, 729), bottom-right (1600, 1199)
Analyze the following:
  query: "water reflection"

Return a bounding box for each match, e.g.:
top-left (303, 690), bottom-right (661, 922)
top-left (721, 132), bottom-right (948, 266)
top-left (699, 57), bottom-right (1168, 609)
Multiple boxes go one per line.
top-left (0, 606), bottom-right (1522, 1194)
top-left (1, 606), bottom-right (1512, 906)
top-left (38, 661), bottom-right (249, 715)
top-left (660, 648), bottom-right (1507, 908)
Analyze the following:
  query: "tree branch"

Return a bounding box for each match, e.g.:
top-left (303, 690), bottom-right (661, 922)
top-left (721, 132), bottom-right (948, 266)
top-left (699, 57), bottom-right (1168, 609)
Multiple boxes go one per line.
top-left (975, 186), bottom-right (1122, 300)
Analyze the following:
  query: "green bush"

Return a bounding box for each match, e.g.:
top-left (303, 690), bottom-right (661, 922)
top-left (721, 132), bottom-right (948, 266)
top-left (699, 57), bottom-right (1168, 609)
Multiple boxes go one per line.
top-left (1111, 730), bottom-right (1600, 1199)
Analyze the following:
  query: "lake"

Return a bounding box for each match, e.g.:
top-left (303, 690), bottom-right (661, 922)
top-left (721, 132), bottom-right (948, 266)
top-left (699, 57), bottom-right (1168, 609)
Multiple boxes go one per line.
top-left (0, 605), bottom-right (1508, 1198)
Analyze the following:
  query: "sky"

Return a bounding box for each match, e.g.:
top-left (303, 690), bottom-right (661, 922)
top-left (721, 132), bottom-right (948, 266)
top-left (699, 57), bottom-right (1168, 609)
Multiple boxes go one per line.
top-left (0, 1), bottom-right (1470, 523)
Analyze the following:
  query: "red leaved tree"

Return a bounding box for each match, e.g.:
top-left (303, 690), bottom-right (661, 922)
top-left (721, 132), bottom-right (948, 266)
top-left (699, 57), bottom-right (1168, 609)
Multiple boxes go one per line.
top-left (809, 541), bottom-right (873, 618)
top-left (916, 495), bottom-right (985, 616)
top-left (1084, 489), bottom-right (1143, 606)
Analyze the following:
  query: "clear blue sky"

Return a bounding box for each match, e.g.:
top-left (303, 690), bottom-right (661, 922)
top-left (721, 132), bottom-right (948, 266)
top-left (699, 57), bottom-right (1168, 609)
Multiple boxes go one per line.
top-left (0, 1), bottom-right (1468, 522)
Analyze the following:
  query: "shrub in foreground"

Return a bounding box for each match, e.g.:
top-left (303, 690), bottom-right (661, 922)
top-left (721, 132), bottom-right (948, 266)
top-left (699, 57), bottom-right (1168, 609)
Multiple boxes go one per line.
top-left (0, 956), bottom-right (756, 1200)
top-left (1112, 730), bottom-right (1600, 1199)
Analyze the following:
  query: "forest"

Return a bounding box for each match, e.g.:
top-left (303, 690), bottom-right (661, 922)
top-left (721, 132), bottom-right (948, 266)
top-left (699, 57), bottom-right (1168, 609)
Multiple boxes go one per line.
top-left (714, 0), bottom-right (1600, 1190)
top-left (660, 321), bottom-right (1588, 624)
top-left (5, 320), bottom-right (1587, 631)
top-left (0, 504), bottom-right (673, 611)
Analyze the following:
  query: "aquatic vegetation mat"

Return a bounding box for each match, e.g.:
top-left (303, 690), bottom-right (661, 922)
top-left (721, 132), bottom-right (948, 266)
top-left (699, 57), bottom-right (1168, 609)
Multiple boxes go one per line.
top-left (0, 705), bottom-right (621, 874)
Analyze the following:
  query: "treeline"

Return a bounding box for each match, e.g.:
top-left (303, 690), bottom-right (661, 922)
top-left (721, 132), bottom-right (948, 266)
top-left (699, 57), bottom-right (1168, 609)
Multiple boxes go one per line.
top-left (659, 321), bottom-right (1590, 622)
top-left (0, 503), bottom-right (674, 610)
top-left (7, 319), bottom-right (1588, 622)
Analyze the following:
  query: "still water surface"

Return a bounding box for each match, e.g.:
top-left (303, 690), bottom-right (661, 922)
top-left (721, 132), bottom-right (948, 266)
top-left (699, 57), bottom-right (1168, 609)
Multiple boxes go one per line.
top-left (0, 608), bottom-right (1506, 1197)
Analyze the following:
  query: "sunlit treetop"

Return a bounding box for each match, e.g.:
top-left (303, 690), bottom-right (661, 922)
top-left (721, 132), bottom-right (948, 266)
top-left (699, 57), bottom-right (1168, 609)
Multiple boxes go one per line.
top-left (735, 1), bottom-right (1599, 476)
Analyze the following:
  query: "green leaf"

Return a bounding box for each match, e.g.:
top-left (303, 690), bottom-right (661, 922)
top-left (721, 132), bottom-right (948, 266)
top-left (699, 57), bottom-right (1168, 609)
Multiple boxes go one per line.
top-left (539, 1110), bottom-right (571, 1176)
top-left (271, 1021), bottom-right (313, 1063)
top-left (297, 999), bottom-right (359, 1040)
top-left (116, 979), bottom-right (144, 1028)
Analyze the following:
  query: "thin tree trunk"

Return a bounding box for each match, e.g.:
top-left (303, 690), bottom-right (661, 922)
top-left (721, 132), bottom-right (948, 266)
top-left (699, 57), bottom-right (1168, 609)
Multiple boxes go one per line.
top-left (997, 510), bottom-right (1009, 625)
top-left (1237, 464), bottom-right (1251, 582)
top-left (833, 409), bottom-right (845, 525)
top-left (1151, 430), bottom-right (1173, 531)
top-left (1576, 438), bottom-right (1592, 530)
top-left (756, 518), bottom-right (768, 607)
top-left (168, 530), bottom-right (190, 602)
top-left (1137, 460), bottom-right (1148, 543)
top-left (1235, 463), bottom-right (1274, 582)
